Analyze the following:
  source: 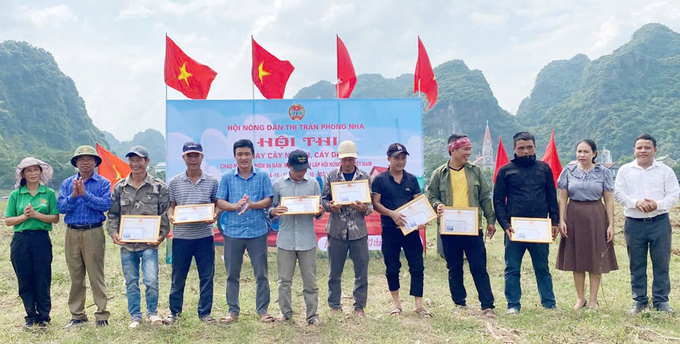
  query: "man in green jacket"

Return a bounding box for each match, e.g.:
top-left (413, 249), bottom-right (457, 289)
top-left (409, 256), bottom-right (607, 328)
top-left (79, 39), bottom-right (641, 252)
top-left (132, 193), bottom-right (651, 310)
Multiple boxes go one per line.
top-left (426, 134), bottom-right (497, 317)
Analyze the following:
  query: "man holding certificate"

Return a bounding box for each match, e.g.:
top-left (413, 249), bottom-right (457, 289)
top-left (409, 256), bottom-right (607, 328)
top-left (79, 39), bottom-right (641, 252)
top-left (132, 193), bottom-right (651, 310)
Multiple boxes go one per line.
top-left (426, 134), bottom-right (497, 317)
top-left (268, 150), bottom-right (324, 325)
top-left (372, 143), bottom-right (433, 317)
top-left (321, 140), bottom-right (373, 317)
top-left (493, 132), bottom-right (559, 315)
top-left (107, 146), bottom-right (170, 328)
top-left (164, 141), bottom-right (219, 324)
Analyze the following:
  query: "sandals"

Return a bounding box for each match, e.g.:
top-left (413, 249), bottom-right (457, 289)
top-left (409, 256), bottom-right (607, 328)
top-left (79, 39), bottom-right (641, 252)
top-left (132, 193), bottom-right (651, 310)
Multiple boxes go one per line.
top-left (390, 306), bottom-right (402, 316)
top-left (414, 307), bottom-right (434, 317)
top-left (260, 313), bottom-right (276, 323)
top-left (219, 313), bottom-right (238, 324)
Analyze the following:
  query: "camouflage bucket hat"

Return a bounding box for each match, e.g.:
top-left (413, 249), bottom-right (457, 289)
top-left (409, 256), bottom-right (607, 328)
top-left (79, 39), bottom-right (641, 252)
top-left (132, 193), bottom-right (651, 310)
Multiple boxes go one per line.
top-left (70, 145), bottom-right (102, 167)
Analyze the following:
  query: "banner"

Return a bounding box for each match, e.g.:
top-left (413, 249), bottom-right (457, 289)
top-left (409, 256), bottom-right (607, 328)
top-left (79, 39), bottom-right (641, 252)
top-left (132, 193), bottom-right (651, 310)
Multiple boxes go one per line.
top-left (166, 99), bottom-right (425, 251)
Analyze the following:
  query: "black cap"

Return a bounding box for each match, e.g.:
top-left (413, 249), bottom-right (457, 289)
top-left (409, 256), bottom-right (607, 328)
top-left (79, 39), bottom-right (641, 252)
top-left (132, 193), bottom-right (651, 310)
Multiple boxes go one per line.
top-left (182, 141), bottom-right (203, 155)
top-left (386, 143), bottom-right (409, 157)
top-left (125, 145), bottom-right (149, 158)
top-left (288, 150), bottom-right (310, 171)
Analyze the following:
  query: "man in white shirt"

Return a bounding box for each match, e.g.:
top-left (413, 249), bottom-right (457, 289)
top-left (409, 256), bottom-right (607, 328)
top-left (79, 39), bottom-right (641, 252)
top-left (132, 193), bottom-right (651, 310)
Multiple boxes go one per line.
top-left (614, 134), bottom-right (679, 315)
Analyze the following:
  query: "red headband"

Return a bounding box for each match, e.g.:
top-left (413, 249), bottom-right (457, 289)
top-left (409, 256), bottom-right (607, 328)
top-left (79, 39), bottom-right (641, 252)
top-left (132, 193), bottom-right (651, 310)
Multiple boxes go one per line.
top-left (448, 137), bottom-right (472, 151)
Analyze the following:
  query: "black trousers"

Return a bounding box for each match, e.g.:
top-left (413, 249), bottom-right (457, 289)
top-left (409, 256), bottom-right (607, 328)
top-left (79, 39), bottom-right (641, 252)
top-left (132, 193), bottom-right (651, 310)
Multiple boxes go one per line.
top-left (442, 231), bottom-right (494, 310)
top-left (10, 230), bottom-right (53, 323)
top-left (169, 236), bottom-right (215, 317)
top-left (381, 226), bottom-right (424, 297)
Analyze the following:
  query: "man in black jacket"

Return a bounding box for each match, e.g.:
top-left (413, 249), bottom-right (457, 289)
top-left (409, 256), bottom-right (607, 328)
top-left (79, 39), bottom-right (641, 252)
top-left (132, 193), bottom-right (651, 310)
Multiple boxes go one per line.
top-left (493, 132), bottom-right (559, 315)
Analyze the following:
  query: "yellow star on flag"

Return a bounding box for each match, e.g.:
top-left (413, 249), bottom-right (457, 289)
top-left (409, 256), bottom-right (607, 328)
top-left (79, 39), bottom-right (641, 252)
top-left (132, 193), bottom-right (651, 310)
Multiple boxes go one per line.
top-left (178, 62), bottom-right (193, 87)
top-left (258, 61), bottom-right (271, 84)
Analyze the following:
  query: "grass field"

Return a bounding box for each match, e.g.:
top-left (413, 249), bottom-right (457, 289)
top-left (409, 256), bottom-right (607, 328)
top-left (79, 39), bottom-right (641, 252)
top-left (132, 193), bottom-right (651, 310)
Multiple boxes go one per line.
top-left (0, 202), bottom-right (679, 343)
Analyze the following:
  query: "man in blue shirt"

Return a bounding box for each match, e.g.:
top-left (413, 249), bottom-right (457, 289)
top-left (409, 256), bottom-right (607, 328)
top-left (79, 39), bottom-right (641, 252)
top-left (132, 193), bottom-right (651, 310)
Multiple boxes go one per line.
top-left (216, 139), bottom-right (274, 323)
top-left (57, 145), bottom-right (112, 328)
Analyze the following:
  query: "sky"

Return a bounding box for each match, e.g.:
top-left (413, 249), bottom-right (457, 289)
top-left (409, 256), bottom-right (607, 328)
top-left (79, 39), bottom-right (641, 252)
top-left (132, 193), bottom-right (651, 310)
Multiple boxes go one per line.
top-left (2, 0), bottom-right (680, 141)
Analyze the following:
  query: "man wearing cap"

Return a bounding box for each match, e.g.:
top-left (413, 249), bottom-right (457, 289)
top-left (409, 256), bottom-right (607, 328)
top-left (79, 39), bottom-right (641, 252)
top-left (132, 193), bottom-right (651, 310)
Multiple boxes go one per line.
top-left (426, 134), bottom-right (497, 317)
top-left (107, 145), bottom-right (170, 328)
top-left (268, 150), bottom-right (324, 325)
top-left (372, 143), bottom-right (433, 317)
top-left (216, 139), bottom-right (274, 323)
top-left (164, 142), bottom-right (219, 324)
top-left (321, 140), bottom-right (372, 317)
top-left (58, 145), bottom-right (112, 328)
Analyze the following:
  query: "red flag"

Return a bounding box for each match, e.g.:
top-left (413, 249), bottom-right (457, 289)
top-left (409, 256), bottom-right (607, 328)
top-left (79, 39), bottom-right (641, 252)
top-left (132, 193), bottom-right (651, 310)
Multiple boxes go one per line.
top-left (493, 136), bottom-right (510, 183)
top-left (96, 143), bottom-right (131, 190)
top-left (541, 129), bottom-right (562, 187)
top-left (251, 37), bottom-right (295, 99)
top-left (164, 35), bottom-right (217, 100)
top-left (414, 36), bottom-right (438, 110)
top-left (336, 35), bottom-right (357, 99)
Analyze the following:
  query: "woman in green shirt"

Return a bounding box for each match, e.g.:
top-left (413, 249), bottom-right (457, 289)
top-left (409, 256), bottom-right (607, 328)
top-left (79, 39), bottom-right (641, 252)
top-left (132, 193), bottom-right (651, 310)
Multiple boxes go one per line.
top-left (4, 157), bottom-right (59, 330)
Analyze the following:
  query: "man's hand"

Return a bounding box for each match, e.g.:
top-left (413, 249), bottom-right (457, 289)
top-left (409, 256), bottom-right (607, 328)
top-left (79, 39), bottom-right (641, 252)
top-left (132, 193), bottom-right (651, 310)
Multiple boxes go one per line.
top-left (168, 211), bottom-right (175, 225)
top-left (237, 195), bottom-right (250, 215)
top-left (644, 198), bottom-right (658, 212)
top-left (504, 226), bottom-right (515, 238)
top-left (146, 236), bottom-right (164, 246)
top-left (635, 199), bottom-right (657, 213)
top-left (272, 205), bottom-right (289, 217)
top-left (207, 211), bottom-right (218, 224)
top-left (349, 200), bottom-right (368, 213)
top-left (72, 178), bottom-right (79, 197)
top-left (329, 201), bottom-right (341, 213)
top-left (316, 205), bottom-right (325, 216)
top-left (558, 220), bottom-right (568, 238)
top-left (436, 204), bottom-right (445, 217)
top-left (486, 224), bottom-right (496, 239)
top-left (551, 226), bottom-right (559, 240)
top-left (77, 178), bottom-right (86, 197)
top-left (390, 210), bottom-right (407, 228)
top-left (111, 233), bottom-right (123, 245)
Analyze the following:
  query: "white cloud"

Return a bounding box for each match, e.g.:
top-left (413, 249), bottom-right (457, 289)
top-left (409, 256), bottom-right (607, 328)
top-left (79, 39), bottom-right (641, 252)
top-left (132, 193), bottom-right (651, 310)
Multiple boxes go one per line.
top-left (16, 4), bottom-right (77, 28)
top-left (469, 12), bottom-right (507, 30)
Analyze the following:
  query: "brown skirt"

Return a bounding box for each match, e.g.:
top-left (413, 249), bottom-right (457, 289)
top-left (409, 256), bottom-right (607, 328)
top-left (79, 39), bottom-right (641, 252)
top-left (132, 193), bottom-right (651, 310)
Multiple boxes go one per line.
top-left (556, 200), bottom-right (618, 273)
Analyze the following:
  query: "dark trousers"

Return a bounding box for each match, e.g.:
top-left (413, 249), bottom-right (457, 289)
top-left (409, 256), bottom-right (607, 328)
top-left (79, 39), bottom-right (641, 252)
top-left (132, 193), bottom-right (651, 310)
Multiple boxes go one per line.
top-left (504, 236), bottom-right (555, 310)
top-left (223, 233), bottom-right (270, 316)
top-left (442, 231), bottom-right (494, 310)
top-left (10, 230), bottom-right (52, 323)
top-left (327, 235), bottom-right (369, 310)
top-left (624, 215), bottom-right (672, 306)
top-left (169, 236), bottom-right (215, 317)
top-left (381, 226), bottom-right (424, 297)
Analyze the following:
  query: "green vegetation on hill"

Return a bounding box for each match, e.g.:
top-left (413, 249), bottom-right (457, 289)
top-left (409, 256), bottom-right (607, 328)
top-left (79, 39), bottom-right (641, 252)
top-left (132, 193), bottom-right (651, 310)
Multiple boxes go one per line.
top-left (105, 129), bottom-right (165, 165)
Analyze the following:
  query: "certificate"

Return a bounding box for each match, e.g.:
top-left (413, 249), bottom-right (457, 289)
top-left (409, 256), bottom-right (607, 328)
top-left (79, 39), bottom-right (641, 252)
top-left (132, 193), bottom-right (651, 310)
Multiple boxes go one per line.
top-left (331, 180), bottom-right (371, 205)
top-left (173, 204), bottom-right (215, 224)
top-left (119, 215), bottom-right (161, 243)
top-left (441, 207), bottom-right (479, 236)
top-left (395, 194), bottom-right (437, 235)
top-left (510, 217), bottom-right (553, 243)
top-left (280, 195), bottom-right (320, 215)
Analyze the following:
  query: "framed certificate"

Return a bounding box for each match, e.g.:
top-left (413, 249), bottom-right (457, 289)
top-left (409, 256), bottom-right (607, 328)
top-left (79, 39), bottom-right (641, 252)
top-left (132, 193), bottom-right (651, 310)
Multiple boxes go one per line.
top-left (395, 194), bottom-right (437, 235)
top-left (330, 180), bottom-right (371, 205)
top-left (280, 195), bottom-right (320, 215)
top-left (510, 217), bottom-right (553, 243)
top-left (441, 207), bottom-right (479, 236)
top-left (173, 204), bottom-right (215, 224)
top-left (119, 215), bottom-right (161, 243)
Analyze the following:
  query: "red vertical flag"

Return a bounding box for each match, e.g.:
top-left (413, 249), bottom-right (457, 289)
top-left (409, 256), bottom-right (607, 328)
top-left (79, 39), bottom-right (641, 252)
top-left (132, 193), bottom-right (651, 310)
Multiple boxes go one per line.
top-left (336, 35), bottom-right (357, 99)
top-left (251, 37), bottom-right (295, 99)
top-left (493, 136), bottom-right (510, 183)
top-left (414, 36), bottom-right (438, 110)
top-left (96, 143), bottom-right (131, 190)
top-left (164, 35), bottom-right (217, 100)
top-left (541, 129), bottom-right (563, 187)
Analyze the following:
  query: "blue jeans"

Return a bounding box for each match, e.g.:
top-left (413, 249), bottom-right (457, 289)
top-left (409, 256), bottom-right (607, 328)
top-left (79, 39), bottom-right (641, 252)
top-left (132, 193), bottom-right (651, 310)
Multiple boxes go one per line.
top-left (121, 248), bottom-right (159, 320)
top-left (504, 237), bottom-right (555, 310)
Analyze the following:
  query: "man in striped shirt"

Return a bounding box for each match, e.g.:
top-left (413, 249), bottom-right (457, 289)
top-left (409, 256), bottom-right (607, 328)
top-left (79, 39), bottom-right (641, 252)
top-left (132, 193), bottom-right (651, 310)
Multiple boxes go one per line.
top-left (164, 141), bottom-right (219, 324)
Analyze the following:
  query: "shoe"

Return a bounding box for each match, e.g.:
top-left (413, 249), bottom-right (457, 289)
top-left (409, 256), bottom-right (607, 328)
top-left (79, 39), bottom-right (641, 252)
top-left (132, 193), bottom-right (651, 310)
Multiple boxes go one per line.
top-left (628, 301), bottom-right (648, 315)
top-left (64, 319), bottom-right (88, 329)
top-left (200, 315), bottom-right (216, 323)
top-left (128, 319), bottom-right (142, 328)
top-left (148, 315), bottom-right (163, 325)
top-left (506, 308), bottom-right (520, 315)
top-left (23, 318), bottom-right (36, 330)
top-left (654, 302), bottom-right (675, 315)
top-left (307, 317), bottom-right (320, 326)
top-left (482, 308), bottom-right (496, 318)
top-left (96, 320), bottom-right (108, 327)
top-left (353, 309), bottom-right (366, 318)
top-left (163, 314), bottom-right (179, 325)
